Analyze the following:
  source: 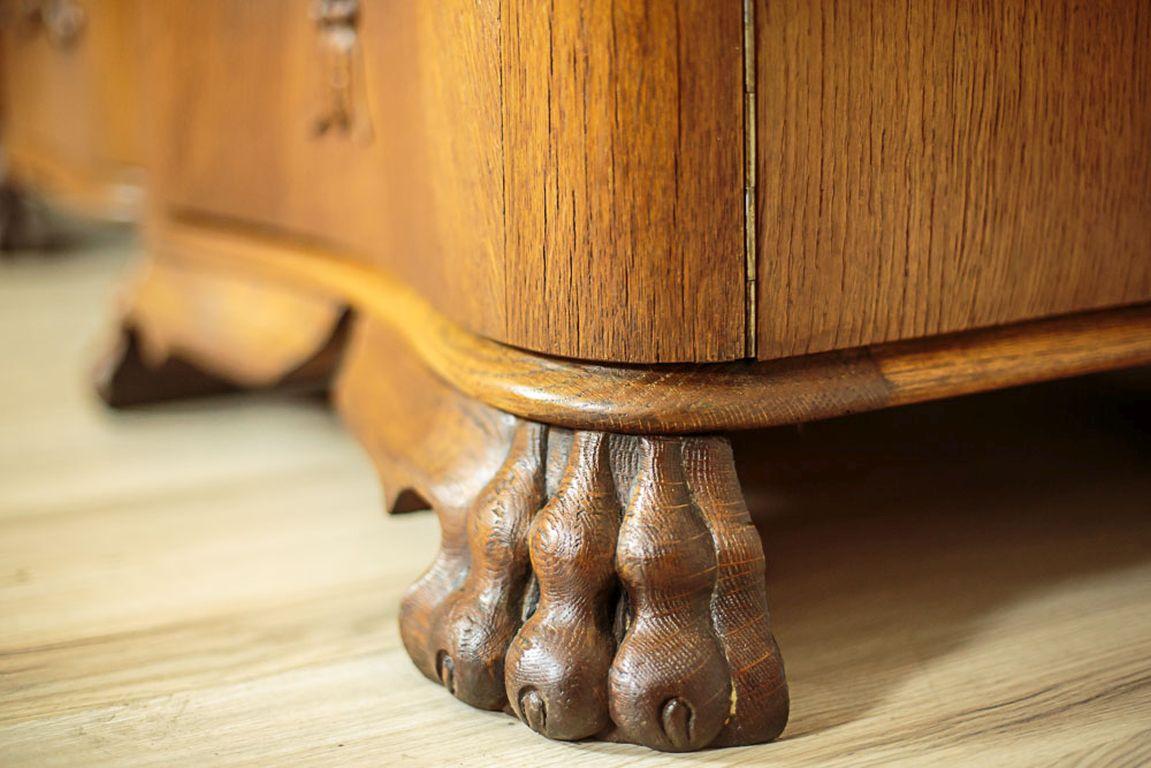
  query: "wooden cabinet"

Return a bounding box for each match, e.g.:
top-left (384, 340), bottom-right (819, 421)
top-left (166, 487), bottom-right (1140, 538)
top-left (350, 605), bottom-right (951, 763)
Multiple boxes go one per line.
top-left (139, 0), bottom-right (1151, 366)
top-left (96, 0), bottom-right (1151, 754)
top-left (0, 0), bottom-right (144, 220)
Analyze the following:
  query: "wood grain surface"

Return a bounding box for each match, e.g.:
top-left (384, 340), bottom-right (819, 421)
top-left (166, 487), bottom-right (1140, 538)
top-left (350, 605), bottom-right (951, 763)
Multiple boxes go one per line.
top-left (499, 0), bottom-right (747, 362)
top-left (142, 0), bottom-right (1151, 363)
top-left (146, 0), bottom-right (748, 363)
top-left (151, 219), bottom-right (1151, 434)
top-left (756, 0), bottom-right (1151, 359)
top-left (145, 0), bottom-right (393, 256)
top-left (3, 236), bottom-right (1151, 765)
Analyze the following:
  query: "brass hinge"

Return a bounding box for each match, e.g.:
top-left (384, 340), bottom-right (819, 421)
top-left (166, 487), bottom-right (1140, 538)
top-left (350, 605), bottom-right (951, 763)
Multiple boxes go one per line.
top-left (743, 0), bottom-right (757, 358)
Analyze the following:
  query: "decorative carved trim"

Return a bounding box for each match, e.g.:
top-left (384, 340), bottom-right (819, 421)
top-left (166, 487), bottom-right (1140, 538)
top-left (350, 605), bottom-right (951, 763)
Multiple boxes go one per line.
top-left (309, 0), bottom-right (372, 142)
top-left (159, 218), bottom-right (1151, 434)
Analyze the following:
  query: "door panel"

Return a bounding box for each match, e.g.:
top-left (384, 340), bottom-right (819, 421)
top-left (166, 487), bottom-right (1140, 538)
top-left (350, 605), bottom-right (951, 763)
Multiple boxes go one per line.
top-left (756, 0), bottom-right (1151, 360)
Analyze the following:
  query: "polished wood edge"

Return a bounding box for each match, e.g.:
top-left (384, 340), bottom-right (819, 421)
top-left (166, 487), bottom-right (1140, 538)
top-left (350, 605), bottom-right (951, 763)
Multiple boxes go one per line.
top-left (156, 216), bottom-right (1151, 434)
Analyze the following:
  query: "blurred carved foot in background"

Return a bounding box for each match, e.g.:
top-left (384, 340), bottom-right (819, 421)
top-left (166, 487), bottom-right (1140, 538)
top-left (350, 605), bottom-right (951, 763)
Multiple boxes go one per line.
top-left (93, 258), bottom-right (347, 408)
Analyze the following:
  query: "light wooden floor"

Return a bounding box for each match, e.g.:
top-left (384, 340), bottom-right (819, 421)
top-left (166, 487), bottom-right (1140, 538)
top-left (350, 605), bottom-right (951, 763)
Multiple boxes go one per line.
top-left (2, 233), bottom-right (1150, 767)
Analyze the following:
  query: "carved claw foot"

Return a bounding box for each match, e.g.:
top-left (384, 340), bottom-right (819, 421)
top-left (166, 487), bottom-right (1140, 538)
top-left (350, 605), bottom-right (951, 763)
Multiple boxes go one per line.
top-left (400, 422), bottom-right (789, 751)
top-left (102, 254), bottom-right (790, 752)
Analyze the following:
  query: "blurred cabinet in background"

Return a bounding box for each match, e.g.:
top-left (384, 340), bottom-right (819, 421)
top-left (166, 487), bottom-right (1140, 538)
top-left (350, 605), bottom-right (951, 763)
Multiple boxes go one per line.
top-left (0, 0), bottom-right (144, 223)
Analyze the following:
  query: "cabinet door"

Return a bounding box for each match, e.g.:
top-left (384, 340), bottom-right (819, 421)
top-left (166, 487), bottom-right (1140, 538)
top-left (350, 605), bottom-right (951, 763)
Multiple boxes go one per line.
top-left (756, 0), bottom-right (1151, 360)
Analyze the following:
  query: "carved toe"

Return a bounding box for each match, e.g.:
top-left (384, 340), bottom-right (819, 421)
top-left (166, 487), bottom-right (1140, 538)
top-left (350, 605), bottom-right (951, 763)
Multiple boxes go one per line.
top-left (504, 432), bottom-right (619, 740)
top-left (429, 422), bottom-right (546, 709)
top-left (608, 437), bottom-right (732, 751)
top-left (398, 501), bottom-right (470, 682)
top-left (684, 437), bottom-right (789, 746)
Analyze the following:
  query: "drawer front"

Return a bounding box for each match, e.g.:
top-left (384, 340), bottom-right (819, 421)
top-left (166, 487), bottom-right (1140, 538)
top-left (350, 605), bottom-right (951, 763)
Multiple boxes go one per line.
top-left (149, 0), bottom-right (391, 255)
top-left (148, 0), bottom-right (514, 354)
top-left (151, 0), bottom-right (751, 365)
top-left (1, 0), bottom-right (143, 215)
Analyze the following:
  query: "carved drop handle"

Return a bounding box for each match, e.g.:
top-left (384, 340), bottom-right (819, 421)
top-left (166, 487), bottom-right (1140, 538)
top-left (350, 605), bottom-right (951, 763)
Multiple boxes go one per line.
top-left (310, 0), bottom-right (372, 142)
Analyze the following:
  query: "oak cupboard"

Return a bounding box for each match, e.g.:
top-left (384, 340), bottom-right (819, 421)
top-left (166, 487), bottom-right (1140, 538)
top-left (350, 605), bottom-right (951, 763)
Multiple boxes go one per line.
top-left (4, 0), bottom-right (1145, 753)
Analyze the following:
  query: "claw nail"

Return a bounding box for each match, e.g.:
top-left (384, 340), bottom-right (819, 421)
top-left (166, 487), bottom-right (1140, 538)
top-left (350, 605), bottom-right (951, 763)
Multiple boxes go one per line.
top-left (661, 697), bottom-right (694, 750)
top-left (436, 651), bottom-right (456, 695)
top-left (519, 687), bottom-right (547, 734)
